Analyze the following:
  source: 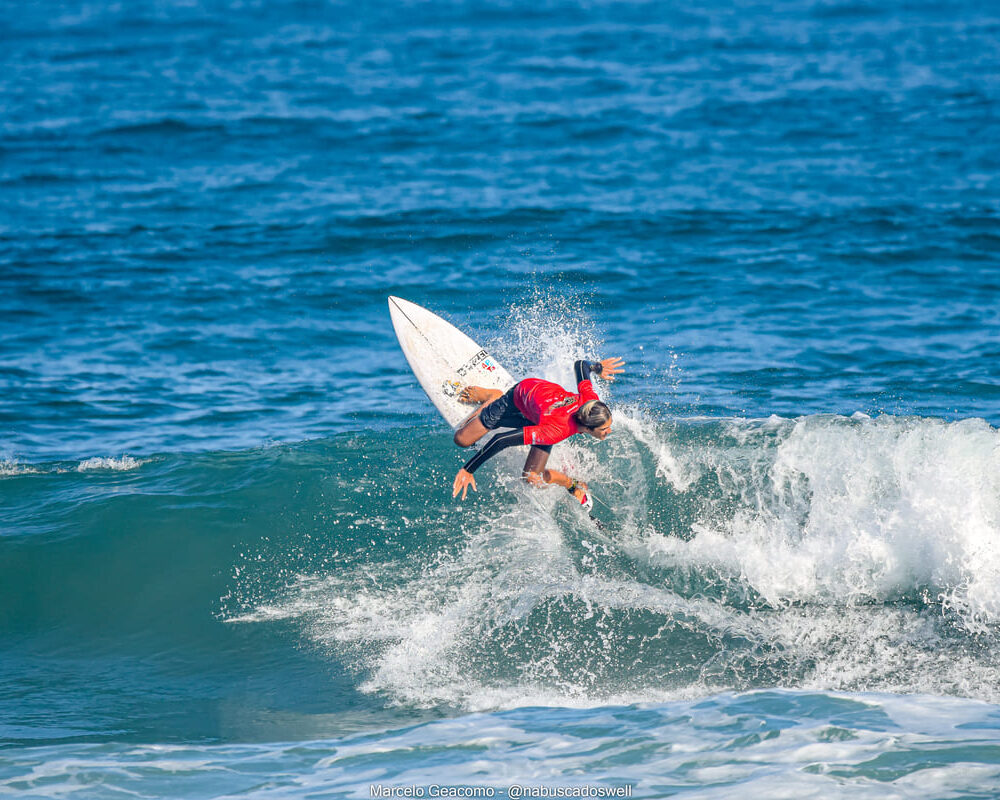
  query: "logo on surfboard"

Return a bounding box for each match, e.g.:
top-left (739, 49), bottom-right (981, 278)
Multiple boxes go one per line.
top-left (457, 349), bottom-right (495, 378)
top-left (444, 350), bottom-right (498, 399)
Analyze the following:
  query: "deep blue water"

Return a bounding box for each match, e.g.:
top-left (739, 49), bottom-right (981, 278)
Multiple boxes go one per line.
top-left (2, 0), bottom-right (1000, 797)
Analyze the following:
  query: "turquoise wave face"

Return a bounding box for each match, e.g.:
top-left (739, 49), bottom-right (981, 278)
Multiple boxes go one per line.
top-left (4, 415), bottom-right (1000, 746)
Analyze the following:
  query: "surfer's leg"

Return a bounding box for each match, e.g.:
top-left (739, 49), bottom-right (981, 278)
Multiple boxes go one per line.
top-left (521, 445), bottom-right (551, 484)
top-left (454, 416), bottom-right (490, 447)
top-left (453, 385), bottom-right (527, 448)
top-left (454, 388), bottom-right (504, 447)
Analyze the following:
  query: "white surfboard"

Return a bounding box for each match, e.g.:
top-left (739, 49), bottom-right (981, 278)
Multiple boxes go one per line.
top-left (387, 296), bottom-right (516, 429)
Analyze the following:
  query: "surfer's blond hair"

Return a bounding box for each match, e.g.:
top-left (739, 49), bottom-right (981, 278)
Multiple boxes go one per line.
top-left (575, 400), bottom-right (611, 429)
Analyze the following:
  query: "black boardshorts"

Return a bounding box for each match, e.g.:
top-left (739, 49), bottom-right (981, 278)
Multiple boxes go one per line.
top-left (479, 385), bottom-right (531, 429)
top-left (478, 384), bottom-right (552, 453)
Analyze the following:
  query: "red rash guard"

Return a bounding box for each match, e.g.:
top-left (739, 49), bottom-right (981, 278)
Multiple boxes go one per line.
top-left (460, 360), bottom-right (605, 475)
top-left (514, 376), bottom-right (600, 447)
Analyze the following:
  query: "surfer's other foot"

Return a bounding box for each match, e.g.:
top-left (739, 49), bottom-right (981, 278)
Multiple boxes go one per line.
top-left (459, 386), bottom-right (492, 404)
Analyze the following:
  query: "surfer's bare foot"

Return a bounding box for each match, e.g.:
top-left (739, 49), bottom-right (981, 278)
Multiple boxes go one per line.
top-left (459, 386), bottom-right (497, 404)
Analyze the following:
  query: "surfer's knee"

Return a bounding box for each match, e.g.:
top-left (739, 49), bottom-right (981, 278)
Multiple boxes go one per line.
top-left (454, 428), bottom-right (478, 447)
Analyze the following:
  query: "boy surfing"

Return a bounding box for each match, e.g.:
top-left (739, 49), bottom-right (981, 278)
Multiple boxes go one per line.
top-left (452, 357), bottom-right (625, 507)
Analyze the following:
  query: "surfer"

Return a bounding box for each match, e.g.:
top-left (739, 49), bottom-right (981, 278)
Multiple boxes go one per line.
top-left (451, 357), bottom-right (625, 505)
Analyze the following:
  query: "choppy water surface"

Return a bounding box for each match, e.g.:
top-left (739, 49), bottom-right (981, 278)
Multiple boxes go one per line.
top-left (2, 0), bottom-right (1000, 797)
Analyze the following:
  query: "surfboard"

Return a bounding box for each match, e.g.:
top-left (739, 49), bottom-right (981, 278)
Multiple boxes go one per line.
top-left (387, 296), bottom-right (516, 429)
top-left (388, 296), bottom-right (603, 522)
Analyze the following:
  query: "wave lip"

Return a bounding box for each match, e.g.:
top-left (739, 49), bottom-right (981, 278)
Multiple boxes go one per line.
top-left (0, 459), bottom-right (39, 476)
top-left (76, 455), bottom-right (145, 472)
top-left (646, 413), bottom-right (1000, 627)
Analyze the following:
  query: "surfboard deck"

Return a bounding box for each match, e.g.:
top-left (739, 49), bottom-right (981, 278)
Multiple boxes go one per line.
top-left (387, 296), bottom-right (516, 429)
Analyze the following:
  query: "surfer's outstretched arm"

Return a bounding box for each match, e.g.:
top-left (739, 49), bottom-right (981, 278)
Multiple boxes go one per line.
top-left (462, 430), bottom-right (524, 474)
top-left (575, 357), bottom-right (626, 385)
top-left (452, 429), bottom-right (524, 500)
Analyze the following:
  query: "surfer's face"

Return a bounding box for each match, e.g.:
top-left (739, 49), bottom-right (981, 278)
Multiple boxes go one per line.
top-left (589, 419), bottom-right (612, 440)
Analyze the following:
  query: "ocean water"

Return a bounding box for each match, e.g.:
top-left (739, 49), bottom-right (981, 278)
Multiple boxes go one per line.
top-left (3, 0), bottom-right (1000, 797)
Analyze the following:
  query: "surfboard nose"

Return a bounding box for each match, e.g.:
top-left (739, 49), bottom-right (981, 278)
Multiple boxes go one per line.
top-left (389, 295), bottom-right (420, 316)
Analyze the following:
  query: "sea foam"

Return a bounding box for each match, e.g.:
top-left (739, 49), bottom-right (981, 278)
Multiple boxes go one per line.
top-left (76, 456), bottom-right (145, 472)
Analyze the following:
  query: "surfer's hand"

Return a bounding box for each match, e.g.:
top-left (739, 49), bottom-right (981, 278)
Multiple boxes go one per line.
top-left (453, 468), bottom-right (477, 501)
top-left (599, 357), bottom-right (625, 381)
top-left (571, 481), bottom-right (589, 503)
